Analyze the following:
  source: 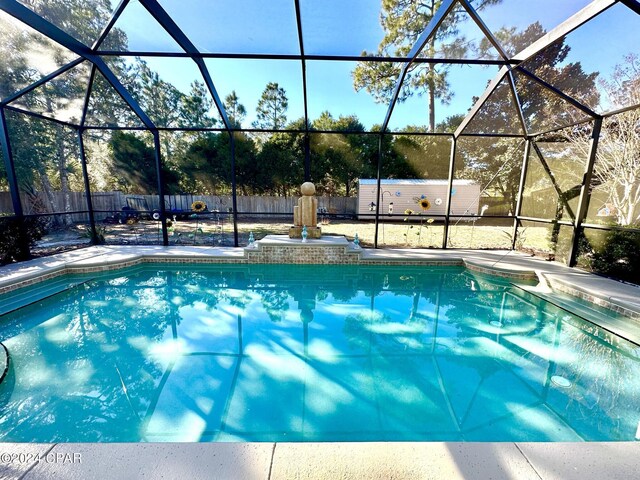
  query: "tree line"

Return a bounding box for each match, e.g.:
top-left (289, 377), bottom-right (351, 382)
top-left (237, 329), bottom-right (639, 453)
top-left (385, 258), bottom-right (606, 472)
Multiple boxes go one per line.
top-left (108, 112), bottom-right (456, 198)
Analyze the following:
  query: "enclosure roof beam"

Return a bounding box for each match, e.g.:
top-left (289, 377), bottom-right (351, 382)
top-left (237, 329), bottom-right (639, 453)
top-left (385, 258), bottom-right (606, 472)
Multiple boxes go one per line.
top-left (294, 0), bottom-right (309, 133)
top-left (92, 0), bottom-right (130, 51)
top-left (3, 104), bottom-right (81, 129)
top-left (453, 66), bottom-right (509, 137)
top-left (0, 58), bottom-right (84, 106)
top-left (460, 0), bottom-right (509, 61)
top-left (515, 67), bottom-right (600, 119)
top-left (531, 141), bottom-right (577, 220)
top-left (506, 71), bottom-right (529, 136)
top-left (620, 0), bottom-right (640, 16)
top-left (140, 0), bottom-right (232, 132)
top-left (381, 0), bottom-right (458, 133)
top-left (512, 0), bottom-right (616, 63)
top-left (454, 0), bottom-right (615, 139)
top-left (79, 125), bottom-right (458, 137)
top-left (0, 0), bottom-right (156, 129)
top-left (294, 0), bottom-right (311, 181)
top-left (95, 51), bottom-right (517, 65)
top-left (601, 102), bottom-right (640, 118)
top-left (80, 65), bottom-right (98, 128)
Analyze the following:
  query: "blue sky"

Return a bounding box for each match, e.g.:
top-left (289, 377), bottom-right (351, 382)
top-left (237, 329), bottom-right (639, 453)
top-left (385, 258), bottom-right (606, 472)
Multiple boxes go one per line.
top-left (110, 0), bottom-right (639, 128)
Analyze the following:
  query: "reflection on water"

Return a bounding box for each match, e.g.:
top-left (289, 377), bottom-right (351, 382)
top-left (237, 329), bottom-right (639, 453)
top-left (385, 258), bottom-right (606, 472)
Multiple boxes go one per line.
top-left (0, 264), bottom-right (638, 442)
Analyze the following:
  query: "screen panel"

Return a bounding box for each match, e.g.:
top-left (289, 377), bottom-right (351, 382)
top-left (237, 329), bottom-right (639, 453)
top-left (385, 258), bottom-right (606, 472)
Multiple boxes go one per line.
top-left (0, 10), bottom-right (79, 102)
top-left (388, 64), bottom-right (500, 134)
top-left (104, 56), bottom-right (223, 129)
top-left (7, 61), bottom-right (91, 125)
top-left (300, 0), bottom-right (383, 56)
top-left (447, 216), bottom-right (513, 249)
top-left (205, 59), bottom-right (304, 131)
top-left (517, 219), bottom-right (573, 264)
top-left (308, 60), bottom-right (400, 132)
top-left (310, 131), bottom-right (381, 248)
top-left (160, 130), bottom-right (235, 246)
top-left (85, 129), bottom-right (163, 246)
top-left (16, 0), bottom-right (119, 46)
top-left (233, 131), bottom-right (305, 246)
top-left (475, 0), bottom-right (594, 57)
top-left (376, 135), bottom-right (452, 248)
top-left (158, 0), bottom-right (300, 55)
top-left (512, 69), bottom-right (591, 136)
top-left (7, 111), bottom-right (88, 216)
top-left (585, 110), bottom-right (640, 228)
top-left (518, 2), bottom-right (640, 115)
top-left (454, 135), bottom-right (525, 217)
top-left (27, 212), bottom-right (93, 257)
top-left (99, 0), bottom-right (186, 53)
top-left (0, 148), bottom-right (14, 216)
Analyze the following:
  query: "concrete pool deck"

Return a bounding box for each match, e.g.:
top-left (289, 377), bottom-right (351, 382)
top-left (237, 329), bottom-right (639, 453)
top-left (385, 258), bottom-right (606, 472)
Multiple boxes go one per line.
top-left (1, 243), bottom-right (640, 479)
top-left (0, 441), bottom-right (639, 479)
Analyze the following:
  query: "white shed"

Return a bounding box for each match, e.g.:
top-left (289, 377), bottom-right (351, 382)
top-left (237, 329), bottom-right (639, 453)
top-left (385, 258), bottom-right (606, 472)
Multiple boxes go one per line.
top-left (357, 179), bottom-right (481, 220)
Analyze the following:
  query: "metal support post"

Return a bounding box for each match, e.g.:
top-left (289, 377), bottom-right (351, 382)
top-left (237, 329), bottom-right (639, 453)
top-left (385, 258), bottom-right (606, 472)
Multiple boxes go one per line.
top-left (230, 133), bottom-right (239, 247)
top-left (568, 118), bottom-right (603, 266)
top-left (512, 139), bottom-right (531, 249)
top-left (374, 135), bottom-right (383, 248)
top-left (152, 130), bottom-right (169, 246)
top-left (443, 137), bottom-right (456, 248)
top-left (77, 129), bottom-right (98, 244)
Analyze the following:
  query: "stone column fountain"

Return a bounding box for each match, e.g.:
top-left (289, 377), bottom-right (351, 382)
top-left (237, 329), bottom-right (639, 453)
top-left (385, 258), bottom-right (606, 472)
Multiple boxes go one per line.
top-left (289, 182), bottom-right (322, 239)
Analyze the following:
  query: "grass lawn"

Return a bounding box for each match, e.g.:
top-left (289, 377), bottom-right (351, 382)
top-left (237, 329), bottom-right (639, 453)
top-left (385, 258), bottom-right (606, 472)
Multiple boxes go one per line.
top-left (234, 218), bottom-right (558, 252)
top-left (32, 217), bottom-right (560, 258)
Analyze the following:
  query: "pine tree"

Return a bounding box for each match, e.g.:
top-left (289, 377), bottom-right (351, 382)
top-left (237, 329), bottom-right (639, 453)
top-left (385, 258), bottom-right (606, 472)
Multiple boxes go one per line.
top-left (352, 0), bottom-right (502, 132)
top-left (253, 82), bottom-right (288, 130)
top-left (224, 90), bottom-right (247, 128)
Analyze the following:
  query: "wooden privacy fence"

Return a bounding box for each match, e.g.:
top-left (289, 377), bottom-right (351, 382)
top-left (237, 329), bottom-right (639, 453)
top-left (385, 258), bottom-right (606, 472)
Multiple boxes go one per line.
top-left (0, 191), bottom-right (358, 221)
top-left (0, 191), bottom-right (89, 222)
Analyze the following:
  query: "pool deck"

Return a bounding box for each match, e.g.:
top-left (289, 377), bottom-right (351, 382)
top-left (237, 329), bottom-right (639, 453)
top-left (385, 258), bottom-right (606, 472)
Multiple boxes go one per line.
top-left (1, 441), bottom-right (639, 479)
top-left (1, 243), bottom-right (640, 479)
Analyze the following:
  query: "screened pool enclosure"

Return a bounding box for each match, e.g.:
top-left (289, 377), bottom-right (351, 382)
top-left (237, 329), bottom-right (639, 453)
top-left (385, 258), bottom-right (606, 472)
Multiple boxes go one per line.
top-left (0, 0), bottom-right (639, 271)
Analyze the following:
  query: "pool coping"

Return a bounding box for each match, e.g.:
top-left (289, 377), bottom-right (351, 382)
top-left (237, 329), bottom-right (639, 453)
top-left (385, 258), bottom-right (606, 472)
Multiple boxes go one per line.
top-left (1, 441), bottom-right (639, 479)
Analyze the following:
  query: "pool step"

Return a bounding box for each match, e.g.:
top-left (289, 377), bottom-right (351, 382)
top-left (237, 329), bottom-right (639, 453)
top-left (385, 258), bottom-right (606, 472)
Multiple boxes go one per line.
top-left (514, 284), bottom-right (640, 346)
top-left (0, 275), bottom-right (91, 317)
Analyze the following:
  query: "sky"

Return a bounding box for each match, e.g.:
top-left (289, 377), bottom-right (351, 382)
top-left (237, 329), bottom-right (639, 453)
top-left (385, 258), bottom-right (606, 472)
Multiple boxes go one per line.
top-left (102, 0), bottom-right (640, 128)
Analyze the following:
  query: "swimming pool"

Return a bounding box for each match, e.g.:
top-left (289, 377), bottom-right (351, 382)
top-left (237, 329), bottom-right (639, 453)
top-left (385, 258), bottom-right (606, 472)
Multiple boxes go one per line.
top-left (0, 264), bottom-right (638, 442)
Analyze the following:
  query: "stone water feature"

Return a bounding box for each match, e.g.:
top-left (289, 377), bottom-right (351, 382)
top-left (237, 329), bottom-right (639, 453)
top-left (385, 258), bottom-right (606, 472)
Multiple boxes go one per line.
top-left (289, 182), bottom-right (322, 239)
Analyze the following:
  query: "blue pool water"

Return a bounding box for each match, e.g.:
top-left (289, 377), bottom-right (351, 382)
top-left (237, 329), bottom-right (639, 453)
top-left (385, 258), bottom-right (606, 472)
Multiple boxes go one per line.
top-left (0, 264), bottom-right (638, 442)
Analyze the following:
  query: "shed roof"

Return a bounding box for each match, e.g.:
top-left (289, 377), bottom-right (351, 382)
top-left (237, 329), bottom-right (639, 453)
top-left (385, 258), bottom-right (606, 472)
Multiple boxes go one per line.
top-left (358, 179), bottom-right (478, 186)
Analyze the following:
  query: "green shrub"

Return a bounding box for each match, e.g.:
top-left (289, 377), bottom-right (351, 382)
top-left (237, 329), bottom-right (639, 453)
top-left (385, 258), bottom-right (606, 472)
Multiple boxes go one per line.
top-left (0, 217), bottom-right (46, 265)
top-left (577, 228), bottom-right (640, 284)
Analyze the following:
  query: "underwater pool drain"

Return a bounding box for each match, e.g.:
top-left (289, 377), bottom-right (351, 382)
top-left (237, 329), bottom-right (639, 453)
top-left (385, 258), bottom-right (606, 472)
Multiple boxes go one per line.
top-left (551, 375), bottom-right (572, 388)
